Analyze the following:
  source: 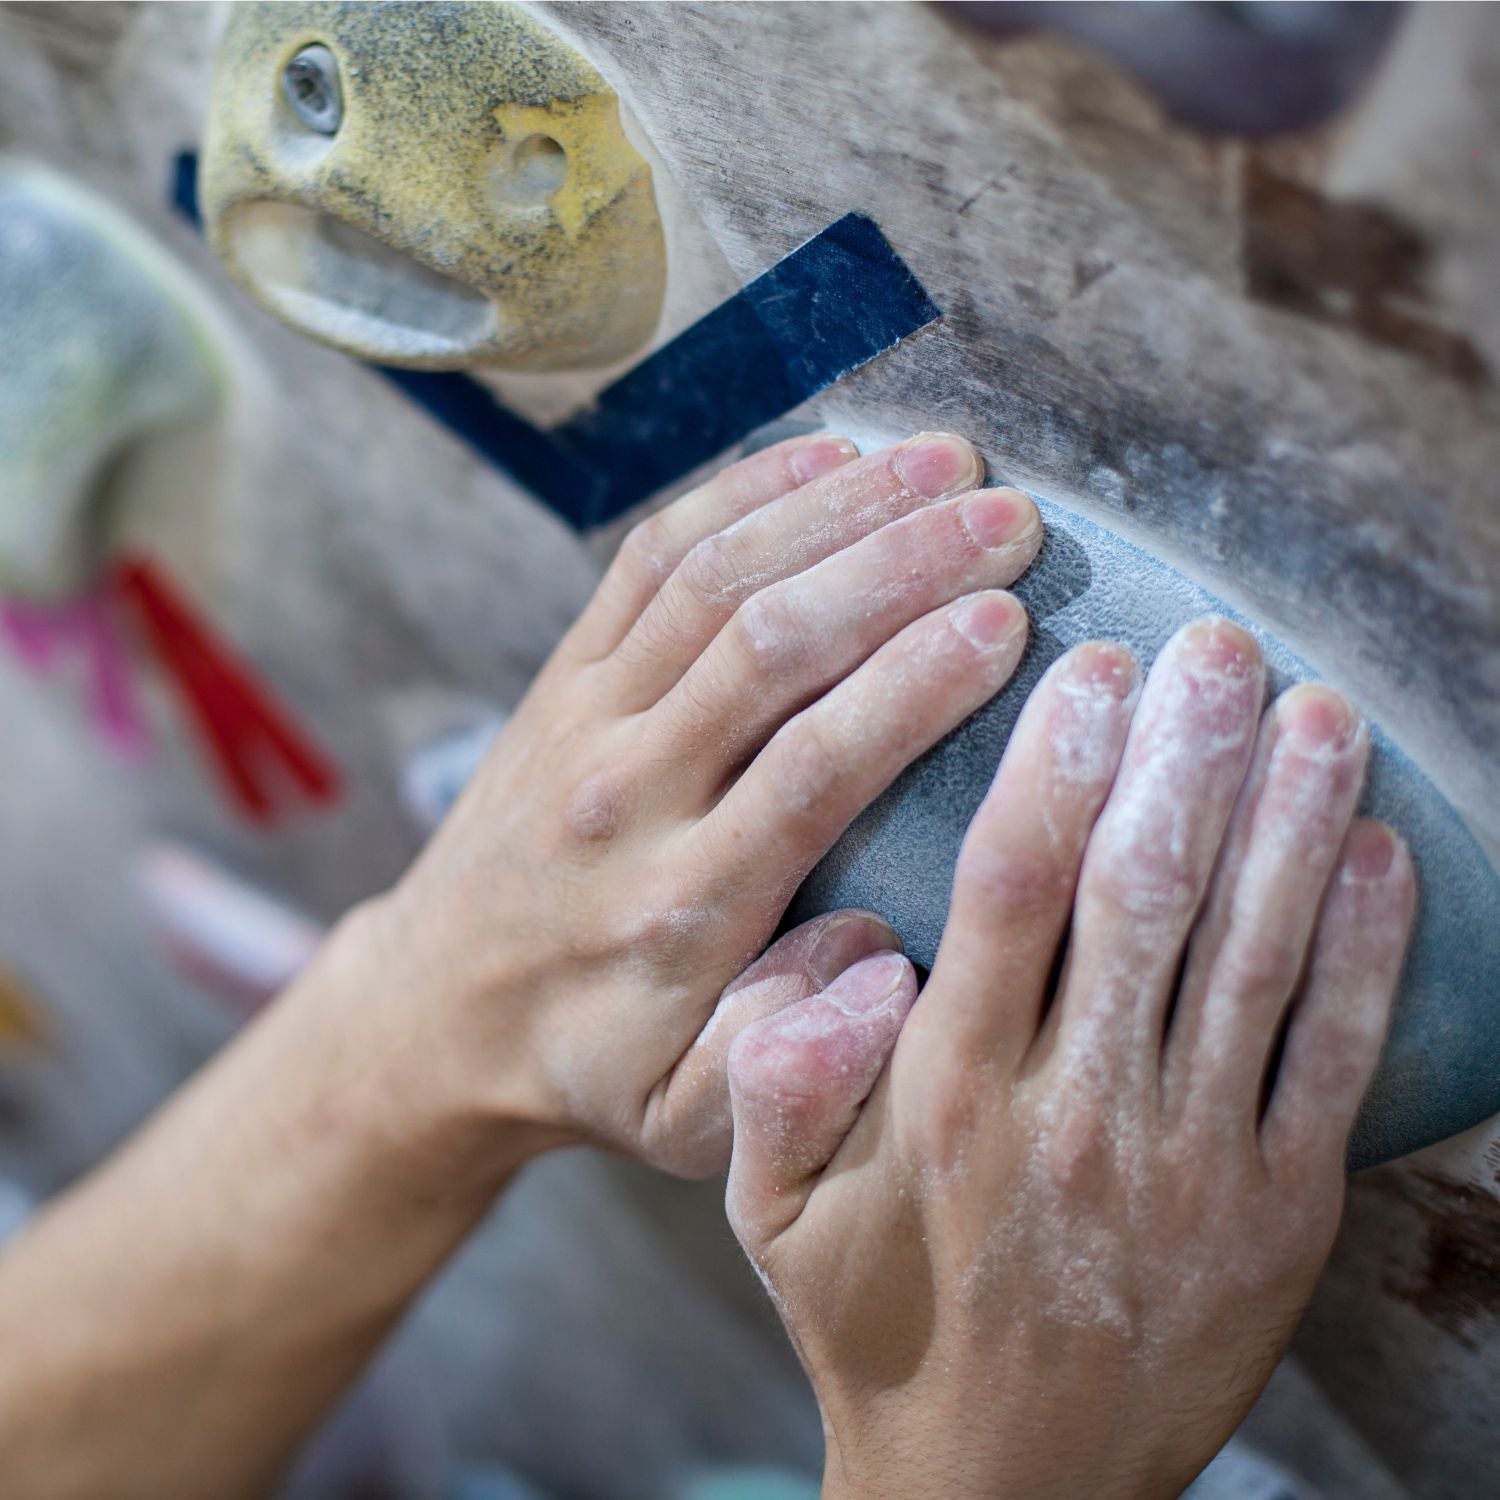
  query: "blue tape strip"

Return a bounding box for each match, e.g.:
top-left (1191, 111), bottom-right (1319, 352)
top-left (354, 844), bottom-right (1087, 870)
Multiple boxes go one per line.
top-left (172, 152), bottom-right (939, 528)
top-left (171, 151), bottom-right (200, 225)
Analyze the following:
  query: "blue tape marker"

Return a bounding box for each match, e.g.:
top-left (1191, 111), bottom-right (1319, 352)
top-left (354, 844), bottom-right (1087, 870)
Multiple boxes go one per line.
top-left (171, 152), bottom-right (939, 528)
top-left (171, 151), bottom-right (200, 225)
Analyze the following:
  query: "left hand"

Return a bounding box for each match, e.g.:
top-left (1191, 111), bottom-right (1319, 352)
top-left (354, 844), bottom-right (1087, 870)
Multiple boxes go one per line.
top-left (725, 621), bottom-right (1416, 1500)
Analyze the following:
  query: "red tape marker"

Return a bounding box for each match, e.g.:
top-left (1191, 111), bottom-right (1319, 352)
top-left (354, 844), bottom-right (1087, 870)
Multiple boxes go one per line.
top-left (111, 556), bottom-right (342, 824)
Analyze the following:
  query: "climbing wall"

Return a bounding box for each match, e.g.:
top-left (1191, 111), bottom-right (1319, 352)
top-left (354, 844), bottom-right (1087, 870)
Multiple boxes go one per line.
top-left (1, 4), bottom-right (1497, 1497)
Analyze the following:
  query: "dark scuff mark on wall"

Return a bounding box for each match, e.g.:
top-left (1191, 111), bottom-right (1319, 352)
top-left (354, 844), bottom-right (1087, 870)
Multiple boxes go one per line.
top-left (1243, 155), bottom-right (1490, 387)
top-left (1381, 1171), bottom-right (1500, 1351)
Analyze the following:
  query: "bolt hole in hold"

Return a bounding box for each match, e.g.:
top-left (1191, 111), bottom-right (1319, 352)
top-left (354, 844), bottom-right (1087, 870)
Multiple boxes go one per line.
top-left (281, 43), bottom-right (342, 135)
top-left (225, 201), bottom-right (498, 362)
top-left (492, 134), bottom-right (569, 208)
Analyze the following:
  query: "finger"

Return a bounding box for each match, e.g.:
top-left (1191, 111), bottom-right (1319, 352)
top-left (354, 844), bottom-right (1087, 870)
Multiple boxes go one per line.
top-left (564, 433), bottom-right (858, 661)
top-left (642, 909), bottom-right (901, 1178)
top-left (1261, 820), bottom-right (1416, 1173)
top-left (607, 433), bottom-right (982, 708)
top-left (726, 951), bottom-right (918, 1245)
top-left (1053, 618), bottom-right (1264, 1090)
top-left (1165, 685), bottom-right (1369, 1133)
top-left (652, 487), bottom-right (1041, 797)
top-left (925, 642), bottom-right (1139, 1068)
top-left (697, 590), bottom-right (1028, 896)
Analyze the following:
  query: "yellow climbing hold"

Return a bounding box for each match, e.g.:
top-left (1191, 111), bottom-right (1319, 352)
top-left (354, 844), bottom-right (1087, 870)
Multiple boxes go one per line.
top-left (202, 1), bottom-right (667, 372)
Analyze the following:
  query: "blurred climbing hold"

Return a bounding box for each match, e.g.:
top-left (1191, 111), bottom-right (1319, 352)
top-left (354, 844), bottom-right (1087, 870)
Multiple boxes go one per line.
top-left (400, 716), bottom-right (509, 833)
top-left (0, 160), bottom-right (342, 823)
top-left (0, 158), bottom-right (223, 603)
top-left (137, 843), bottom-right (325, 1015)
top-left (941, 1), bottom-right (1404, 136)
top-left (0, 1179), bottom-right (34, 1245)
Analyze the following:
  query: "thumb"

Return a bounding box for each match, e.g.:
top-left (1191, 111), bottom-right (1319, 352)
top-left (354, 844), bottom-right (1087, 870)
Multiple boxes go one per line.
top-left (726, 950), bottom-right (917, 1251)
top-left (645, 909), bottom-right (899, 1178)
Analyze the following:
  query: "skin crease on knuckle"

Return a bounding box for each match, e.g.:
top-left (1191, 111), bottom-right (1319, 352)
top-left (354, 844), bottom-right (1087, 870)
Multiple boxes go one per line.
top-left (765, 715), bottom-right (846, 820)
top-left (735, 582), bottom-right (817, 678)
top-left (620, 509), bottom-right (676, 594)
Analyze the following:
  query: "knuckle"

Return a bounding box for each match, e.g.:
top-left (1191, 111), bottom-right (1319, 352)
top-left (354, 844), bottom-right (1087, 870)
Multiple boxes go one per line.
top-left (959, 841), bottom-right (1077, 917)
top-left (767, 715), bottom-right (842, 816)
top-left (678, 532), bottom-right (745, 611)
top-left (560, 769), bottom-right (631, 848)
top-left (623, 889), bottom-right (711, 965)
top-left (921, 1078), bottom-right (987, 1174)
top-left (619, 513), bottom-right (673, 589)
top-left (735, 584), bottom-right (813, 674)
top-left (1217, 929), bottom-right (1301, 999)
top-left (1089, 837), bottom-right (1200, 922)
top-left (1037, 1109), bottom-right (1113, 1194)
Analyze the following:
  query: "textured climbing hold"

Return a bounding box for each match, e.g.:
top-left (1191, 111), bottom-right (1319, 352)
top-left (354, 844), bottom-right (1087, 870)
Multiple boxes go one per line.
top-left (202, 1), bottom-right (666, 371)
top-left (137, 844), bottom-right (326, 1014)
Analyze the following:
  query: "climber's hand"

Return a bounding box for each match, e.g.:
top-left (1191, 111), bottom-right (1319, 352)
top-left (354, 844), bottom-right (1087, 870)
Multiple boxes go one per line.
top-left (373, 433), bottom-right (1041, 1172)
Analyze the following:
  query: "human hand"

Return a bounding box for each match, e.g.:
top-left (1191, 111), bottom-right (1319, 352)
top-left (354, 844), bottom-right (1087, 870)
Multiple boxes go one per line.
top-left (375, 431), bottom-right (1043, 1174)
top-left (725, 619), bottom-right (1416, 1500)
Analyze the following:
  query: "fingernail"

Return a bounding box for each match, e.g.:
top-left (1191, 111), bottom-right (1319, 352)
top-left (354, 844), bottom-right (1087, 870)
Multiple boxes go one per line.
top-left (959, 488), bottom-right (1039, 549)
top-left (1278, 683), bottom-right (1362, 753)
top-left (810, 910), bottom-right (902, 986)
top-left (896, 434), bottom-right (980, 499)
top-left (1344, 822), bottom-right (1397, 881)
top-left (791, 435), bottom-right (858, 485)
top-left (1176, 615), bottom-right (1262, 683)
top-left (827, 950), bottom-right (909, 1016)
top-left (1065, 642), bottom-right (1139, 700)
top-left (950, 591), bottom-right (1025, 651)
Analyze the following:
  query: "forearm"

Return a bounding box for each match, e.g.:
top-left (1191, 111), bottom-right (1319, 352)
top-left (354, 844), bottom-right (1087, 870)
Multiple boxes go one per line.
top-left (0, 899), bottom-right (542, 1500)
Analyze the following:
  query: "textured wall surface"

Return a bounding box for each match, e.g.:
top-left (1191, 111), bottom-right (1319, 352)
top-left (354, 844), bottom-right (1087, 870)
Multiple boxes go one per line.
top-left (0, 3), bottom-right (1497, 1497)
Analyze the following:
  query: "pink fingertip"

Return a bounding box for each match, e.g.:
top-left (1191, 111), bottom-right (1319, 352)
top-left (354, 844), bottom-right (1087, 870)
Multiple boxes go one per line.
top-left (1173, 615), bottom-right (1262, 681)
top-left (959, 488), bottom-right (1038, 550)
top-left (896, 433), bottom-right (981, 498)
top-left (1064, 641), bottom-right (1139, 699)
top-left (951, 592), bottom-right (1026, 651)
top-left (1278, 683), bottom-right (1361, 753)
top-left (825, 950), bottom-right (913, 1016)
top-left (790, 435), bottom-right (858, 485)
top-left (1343, 822), bottom-right (1397, 881)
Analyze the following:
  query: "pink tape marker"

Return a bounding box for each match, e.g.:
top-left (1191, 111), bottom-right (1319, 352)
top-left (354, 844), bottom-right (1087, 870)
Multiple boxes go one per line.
top-left (0, 590), bottom-right (150, 760)
top-left (76, 592), bottom-right (149, 760)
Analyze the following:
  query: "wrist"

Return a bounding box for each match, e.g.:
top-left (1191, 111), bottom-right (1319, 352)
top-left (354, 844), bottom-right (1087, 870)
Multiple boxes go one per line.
top-left (817, 1387), bottom-right (1060, 1500)
top-left (819, 1395), bottom-right (1176, 1500)
top-left (282, 892), bottom-right (564, 1203)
